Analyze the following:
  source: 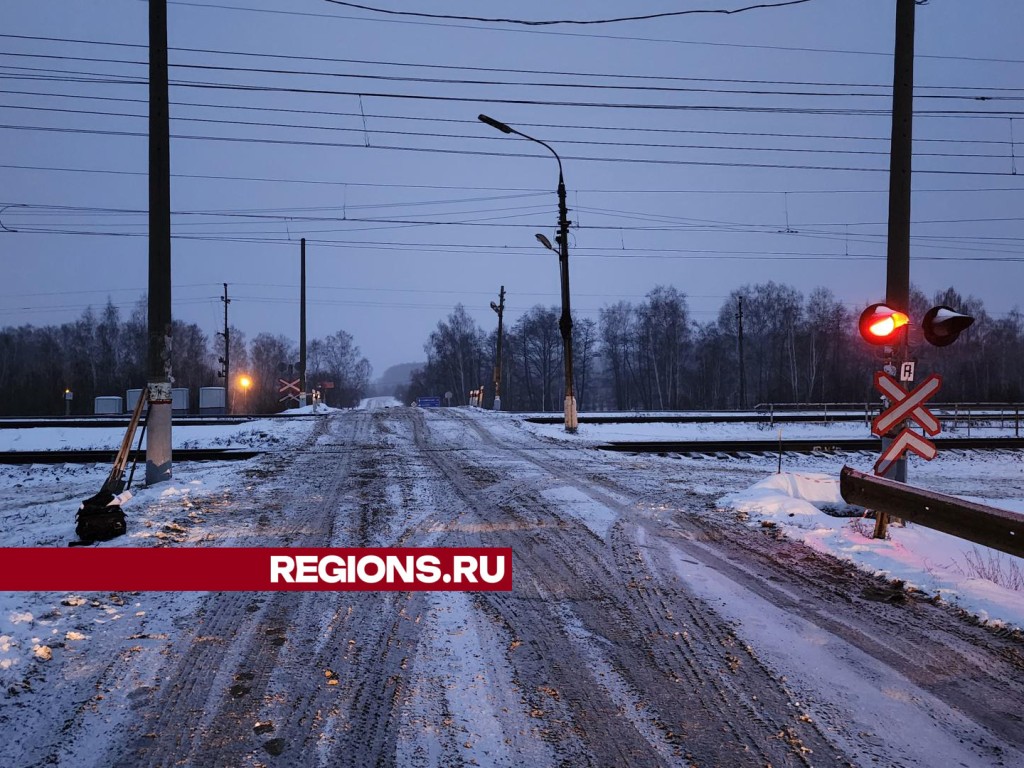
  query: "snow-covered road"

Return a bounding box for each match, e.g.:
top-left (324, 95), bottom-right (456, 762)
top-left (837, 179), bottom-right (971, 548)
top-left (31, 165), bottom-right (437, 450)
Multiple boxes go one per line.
top-left (2, 406), bottom-right (1023, 767)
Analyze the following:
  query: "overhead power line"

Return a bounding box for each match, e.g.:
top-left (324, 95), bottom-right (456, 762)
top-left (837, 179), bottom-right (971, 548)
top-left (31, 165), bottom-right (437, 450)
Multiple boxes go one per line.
top-left (6, 33), bottom-right (1024, 94)
top-left (319, 0), bottom-right (816, 26)
top-left (3, 104), bottom-right (1014, 162)
top-left (7, 226), bottom-right (1024, 264)
top-left (3, 88), bottom-right (1019, 150)
top-left (7, 49), bottom-right (1024, 103)
top-left (5, 70), bottom-right (1024, 120)
top-left (4, 122), bottom-right (1022, 176)
top-left (4, 163), bottom-right (1024, 197)
top-left (146, 3), bottom-right (1024, 67)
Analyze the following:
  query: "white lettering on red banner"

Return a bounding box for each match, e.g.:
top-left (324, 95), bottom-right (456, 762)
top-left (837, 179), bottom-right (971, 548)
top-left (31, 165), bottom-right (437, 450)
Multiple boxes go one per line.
top-left (0, 548), bottom-right (513, 591)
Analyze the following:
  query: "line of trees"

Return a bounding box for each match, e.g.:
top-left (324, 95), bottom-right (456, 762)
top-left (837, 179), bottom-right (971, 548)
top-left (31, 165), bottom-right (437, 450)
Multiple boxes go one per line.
top-left (0, 299), bottom-right (371, 416)
top-left (405, 282), bottom-right (1024, 410)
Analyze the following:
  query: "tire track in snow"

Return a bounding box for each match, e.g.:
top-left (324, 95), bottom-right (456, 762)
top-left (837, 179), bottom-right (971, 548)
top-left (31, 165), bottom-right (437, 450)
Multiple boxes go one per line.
top-left (416, 409), bottom-right (838, 767)
top-left (446, 409), bottom-right (1024, 766)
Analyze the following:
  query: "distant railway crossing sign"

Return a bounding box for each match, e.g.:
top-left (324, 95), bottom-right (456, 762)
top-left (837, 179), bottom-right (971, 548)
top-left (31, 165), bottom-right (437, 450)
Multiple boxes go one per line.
top-left (279, 378), bottom-right (301, 403)
top-left (872, 372), bottom-right (942, 437)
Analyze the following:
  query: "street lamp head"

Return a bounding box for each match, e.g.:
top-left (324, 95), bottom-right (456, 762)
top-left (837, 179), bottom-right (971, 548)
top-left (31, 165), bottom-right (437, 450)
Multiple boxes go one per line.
top-left (535, 233), bottom-right (554, 251)
top-left (478, 113), bottom-right (513, 134)
top-left (239, 375), bottom-right (252, 390)
top-left (490, 301), bottom-right (499, 313)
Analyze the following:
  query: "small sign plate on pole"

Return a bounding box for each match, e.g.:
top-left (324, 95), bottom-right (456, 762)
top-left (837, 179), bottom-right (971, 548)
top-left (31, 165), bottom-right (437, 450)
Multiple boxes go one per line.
top-left (899, 361), bottom-right (916, 382)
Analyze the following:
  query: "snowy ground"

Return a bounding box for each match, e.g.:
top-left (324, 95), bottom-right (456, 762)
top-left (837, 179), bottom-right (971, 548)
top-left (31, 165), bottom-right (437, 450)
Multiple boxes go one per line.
top-left (0, 404), bottom-right (1022, 766)
top-left (524, 414), bottom-right (1024, 630)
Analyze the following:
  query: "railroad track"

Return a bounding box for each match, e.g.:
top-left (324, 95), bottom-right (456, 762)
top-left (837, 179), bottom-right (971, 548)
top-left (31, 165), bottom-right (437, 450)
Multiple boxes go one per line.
top-left (0, 417), bottom-right (253, 429)
top-left (597, 437), bottom-right (1024, 454)
top-left (527, 412), bottom-right (1022, 426)
top-left (4, 437), bottom-right (1021, 464)
top-left (0, 448), bottom-right (260, 464)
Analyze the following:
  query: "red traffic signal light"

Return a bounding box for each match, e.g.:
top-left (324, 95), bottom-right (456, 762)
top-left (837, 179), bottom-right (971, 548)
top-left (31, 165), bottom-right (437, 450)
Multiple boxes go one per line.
top-left (922, 305), bottom-right (974, 347)
top-left (859, 303), bottom-right (910, 345)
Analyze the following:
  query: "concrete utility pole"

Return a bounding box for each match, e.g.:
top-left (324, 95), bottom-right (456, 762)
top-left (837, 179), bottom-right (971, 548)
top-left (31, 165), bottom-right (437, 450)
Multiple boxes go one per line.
top-left (555, 171), bottom-right (578, 432)
top-left (886, 0), bottom-right (916, 329)
top-left (299, 237), bottom-right (307, 406)
top-left (736, 296), bottom-right (746, 409)
top-left (146, 0), bottom-right (173, 485)
top-left (490, 285), bottom-right (505, 410)
top-left (875, 0), bottom-right (917, 538)
top-left (219, 283), bottom-right (230, 414)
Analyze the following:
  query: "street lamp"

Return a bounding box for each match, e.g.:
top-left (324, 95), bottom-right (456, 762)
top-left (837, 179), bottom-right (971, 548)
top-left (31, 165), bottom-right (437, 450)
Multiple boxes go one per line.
top-left (478, 113), bottom-right (578, 432)
top-left (238, 374), bottom-right (252, 413)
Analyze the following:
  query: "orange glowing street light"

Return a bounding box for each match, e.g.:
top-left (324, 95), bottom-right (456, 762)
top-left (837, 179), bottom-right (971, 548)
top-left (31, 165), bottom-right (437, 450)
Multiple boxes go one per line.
top-left (238, 374), bottom-right (252, 413)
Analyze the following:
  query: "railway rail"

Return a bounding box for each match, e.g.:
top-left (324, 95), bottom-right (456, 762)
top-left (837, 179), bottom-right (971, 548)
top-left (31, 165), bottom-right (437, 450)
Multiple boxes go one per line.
top-left (2, 436), bottom-right (1021, 464)
top-left (0, 448), bottom-right (260, 464)
top-left (598, 436), bottom-right (1024, 454)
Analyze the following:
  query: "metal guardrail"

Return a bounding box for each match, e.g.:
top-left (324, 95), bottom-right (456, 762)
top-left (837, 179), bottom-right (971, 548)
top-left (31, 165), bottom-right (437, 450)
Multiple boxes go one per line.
top-left (839, 465), bottom-right (1024, 559)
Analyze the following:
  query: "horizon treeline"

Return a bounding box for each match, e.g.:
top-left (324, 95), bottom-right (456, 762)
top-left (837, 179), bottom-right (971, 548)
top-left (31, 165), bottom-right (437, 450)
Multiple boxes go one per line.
top-left (406, 281), bottom-right (1024, 411)
top-left (0, 299), bottom-right (371, 416)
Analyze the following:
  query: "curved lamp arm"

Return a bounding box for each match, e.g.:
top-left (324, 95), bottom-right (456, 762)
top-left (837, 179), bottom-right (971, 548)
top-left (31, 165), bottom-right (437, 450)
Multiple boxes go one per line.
top-left (478, 114), bottom-right (563, 181)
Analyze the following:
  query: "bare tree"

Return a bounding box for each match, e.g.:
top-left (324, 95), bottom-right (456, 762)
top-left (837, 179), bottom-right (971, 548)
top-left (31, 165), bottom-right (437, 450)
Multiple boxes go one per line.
top-left (308, 329), bottom-right (371, 407)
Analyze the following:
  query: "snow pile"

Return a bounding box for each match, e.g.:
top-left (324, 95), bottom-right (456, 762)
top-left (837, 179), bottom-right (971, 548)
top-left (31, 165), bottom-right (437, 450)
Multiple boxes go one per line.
top-left (721, 471), bottom-right (851, 519)
top-left (357, 396), bottom-right (404, 410)
top-left (279, 403), bottom-right (342, 416)
top-left (719, 471), bottom-right (1024, 630)
top-left (0, 417), bottom-right (316, 452)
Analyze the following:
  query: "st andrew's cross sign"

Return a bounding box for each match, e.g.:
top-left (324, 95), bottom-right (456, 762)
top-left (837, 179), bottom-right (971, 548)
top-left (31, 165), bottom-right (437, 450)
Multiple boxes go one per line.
top-left (871, 372), bottom-right (942, 476)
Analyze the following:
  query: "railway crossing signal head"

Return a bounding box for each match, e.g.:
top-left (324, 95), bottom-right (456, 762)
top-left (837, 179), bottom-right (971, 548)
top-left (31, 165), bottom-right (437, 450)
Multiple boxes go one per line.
top-left (922, 305), bottom-right (975, 347)
top-left (859, 303), bottom-right (910, 345)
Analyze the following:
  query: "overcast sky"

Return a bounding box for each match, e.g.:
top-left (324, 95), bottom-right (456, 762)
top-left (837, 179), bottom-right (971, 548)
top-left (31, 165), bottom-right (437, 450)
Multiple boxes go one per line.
top-left (3, 0), bottom-right (1024, 378)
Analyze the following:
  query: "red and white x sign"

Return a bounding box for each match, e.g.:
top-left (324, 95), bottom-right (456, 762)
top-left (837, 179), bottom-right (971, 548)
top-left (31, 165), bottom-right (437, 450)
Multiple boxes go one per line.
top-left (874, 427), bottom-right (938, 476)
top-left (872, 372), bottom-right (942, 437)
top-left (278, 378), bottom-right (300, 395)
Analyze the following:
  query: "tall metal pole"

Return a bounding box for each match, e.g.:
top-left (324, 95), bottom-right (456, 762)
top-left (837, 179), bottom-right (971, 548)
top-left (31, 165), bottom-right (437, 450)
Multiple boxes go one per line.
top-left (491, 285), bottom-right (505, 410)
top-left (875, 0), bottom-right (917, 537)
top-left (556, 173), bottom-right (578, 432)
top-left (300, 237), bottom-right (307, 406)
top-left (478, 114), bottom-right (577, 432)
top-left (146, 0), bottom-right (173, 485)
